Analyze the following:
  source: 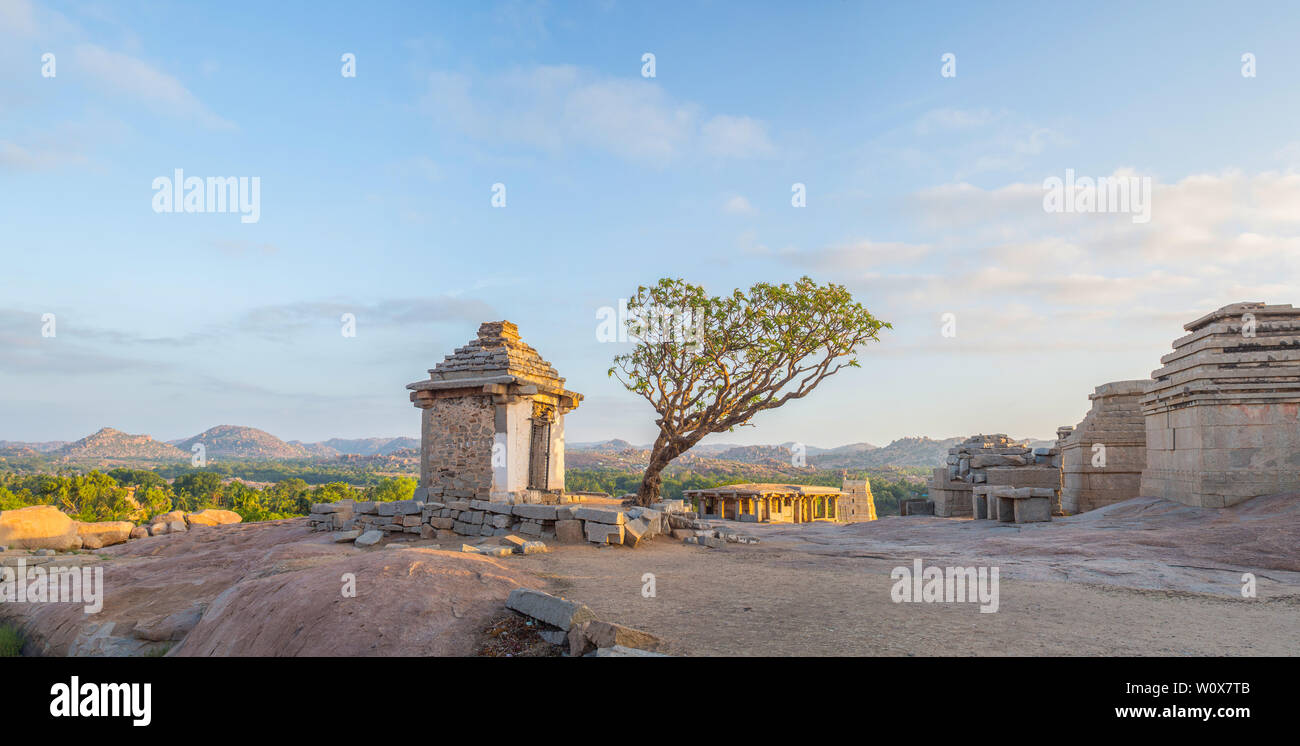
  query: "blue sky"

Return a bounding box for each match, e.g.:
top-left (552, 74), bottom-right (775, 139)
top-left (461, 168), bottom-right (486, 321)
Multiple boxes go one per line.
top-left (3, 0), bottom-right (1300, 447)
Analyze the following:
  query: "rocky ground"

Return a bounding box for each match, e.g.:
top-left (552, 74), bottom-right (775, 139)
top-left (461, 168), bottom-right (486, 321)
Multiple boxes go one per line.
top-left (3, 493), bottom-right (1297, 656)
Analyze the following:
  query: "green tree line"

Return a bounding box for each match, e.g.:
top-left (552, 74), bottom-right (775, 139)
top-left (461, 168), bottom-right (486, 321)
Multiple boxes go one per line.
top-left (0, 469), bottom-right (417, 524)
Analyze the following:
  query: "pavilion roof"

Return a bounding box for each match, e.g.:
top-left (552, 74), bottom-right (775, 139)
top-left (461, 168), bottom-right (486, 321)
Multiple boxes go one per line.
top-left (683, 483), bottom-right (844, 497)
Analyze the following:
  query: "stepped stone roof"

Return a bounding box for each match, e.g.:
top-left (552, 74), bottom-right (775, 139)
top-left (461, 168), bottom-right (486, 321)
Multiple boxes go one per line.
top-left (1142, 301), bottom-right (1300, 413)
top-left (406, 321), bottom-right (582, 405)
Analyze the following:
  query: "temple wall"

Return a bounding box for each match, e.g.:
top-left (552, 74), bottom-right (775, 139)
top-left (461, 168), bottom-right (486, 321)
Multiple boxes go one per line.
top-left (421, 394), bottom-right (495, 501)
top-left (1058, 380), bottom-right (1147, 514)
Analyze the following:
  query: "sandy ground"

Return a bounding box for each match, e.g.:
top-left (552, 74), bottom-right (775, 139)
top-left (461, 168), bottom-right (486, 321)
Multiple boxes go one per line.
top-left (508, 495), bottom-right (1300, 656)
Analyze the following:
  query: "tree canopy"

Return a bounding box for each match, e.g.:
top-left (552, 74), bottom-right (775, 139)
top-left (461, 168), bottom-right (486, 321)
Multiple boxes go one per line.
top-left (610, 276), bottom-right (889, 504)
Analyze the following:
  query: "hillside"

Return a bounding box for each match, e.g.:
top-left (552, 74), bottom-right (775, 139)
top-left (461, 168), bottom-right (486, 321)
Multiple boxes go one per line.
top-left (289, 441), bottom-right (342, 458)
top-left (317, 437), bottom-right (420, 456)
top-left (55, 427), bottom-right (187, 461)
top-left (0, 440), bottom-right (68, 453)
top-left (174, 425), bottom-right (309, 460)
top-left (839, 436), bottom-right (964, 468)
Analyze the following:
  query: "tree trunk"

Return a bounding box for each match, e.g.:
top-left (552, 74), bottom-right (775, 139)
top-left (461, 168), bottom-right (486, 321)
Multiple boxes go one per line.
top-left (635, 434), bottom-right (679, 506)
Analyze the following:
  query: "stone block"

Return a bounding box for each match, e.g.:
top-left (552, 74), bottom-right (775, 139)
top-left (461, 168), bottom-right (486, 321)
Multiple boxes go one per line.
top-left (1013, 496), bottom-right (1051, 523)
top-left (575, 506), bottom-right (625, 525)
top-left (513, 504), bottom-right (558, 521)
top-left (354, 530), bottom-right (383, 547)
top-left (585, 522), bottom-right (624, 545)
top-left (555, 520), bottom-right (584, 543)
top-left (505, 588), bottom-right (597, 631)
top-left (623, 518), bottom-right (648, 547)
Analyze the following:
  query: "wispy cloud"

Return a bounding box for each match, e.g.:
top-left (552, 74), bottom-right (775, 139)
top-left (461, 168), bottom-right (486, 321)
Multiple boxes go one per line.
top-left (422, 64), bottom-right (774, 164)
top-left (73, 43), bottom-right (234, 130)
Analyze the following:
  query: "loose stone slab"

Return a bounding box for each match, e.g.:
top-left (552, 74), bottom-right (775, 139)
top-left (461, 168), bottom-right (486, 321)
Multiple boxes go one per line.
top-left (585, 522), bottom-right (624, 545)
top-left (354, 530), bottom-right (383, 547)
top-left (575, 506), bottom-right (625, 525)
top-left (623, 518), bottom-right (648, 547)
top-left (505, 588), bottom-right (596, 632)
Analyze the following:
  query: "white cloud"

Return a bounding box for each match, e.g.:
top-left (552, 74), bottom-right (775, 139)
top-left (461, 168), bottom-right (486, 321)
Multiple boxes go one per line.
top-left (700, 115), bottom-right (775, 158)
top-left (914, 107), bottom-right (1001, 134)
top-left (0, 140), bottom-right (85, 170)
top-left (73, 43), bottom-right (234, 129)
top-left (0, 0), bottom-right (36, 36)
top-left (422, 65), bottom-right (773, 164)
top-left (723, 194), bottom-right (757, 215)
top-left (751, 168), bottom-right (1300, 364)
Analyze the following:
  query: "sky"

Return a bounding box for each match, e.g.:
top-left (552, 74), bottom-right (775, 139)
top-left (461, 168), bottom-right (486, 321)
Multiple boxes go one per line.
top-left (2, 0), bottom-right (1299, 448)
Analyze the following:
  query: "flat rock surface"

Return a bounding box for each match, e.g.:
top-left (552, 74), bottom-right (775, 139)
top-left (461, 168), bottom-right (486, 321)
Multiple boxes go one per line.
top-left (0, 520), bottom-right (539, 656)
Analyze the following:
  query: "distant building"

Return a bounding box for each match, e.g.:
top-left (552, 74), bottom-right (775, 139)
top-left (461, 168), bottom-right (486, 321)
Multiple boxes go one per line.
top-left (684, 477), bottom-right (876, 523)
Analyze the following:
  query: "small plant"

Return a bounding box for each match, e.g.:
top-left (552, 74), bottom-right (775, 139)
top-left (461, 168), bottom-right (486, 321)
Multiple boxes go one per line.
top-left (0, 624), bottom-right (26, 657)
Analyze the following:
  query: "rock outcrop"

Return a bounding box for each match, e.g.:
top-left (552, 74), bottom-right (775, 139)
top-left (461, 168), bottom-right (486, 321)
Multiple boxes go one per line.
top-left (0, 506), bottom-right (82, 551)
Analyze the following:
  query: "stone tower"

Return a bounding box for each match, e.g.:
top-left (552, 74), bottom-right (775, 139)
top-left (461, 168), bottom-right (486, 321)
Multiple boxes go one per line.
top-left (406, 321), bottom-right (582, 504)
top-left (839, 471), bottom-right (878, 522)
top-left (1140, 302), bottom-right (1300, 507)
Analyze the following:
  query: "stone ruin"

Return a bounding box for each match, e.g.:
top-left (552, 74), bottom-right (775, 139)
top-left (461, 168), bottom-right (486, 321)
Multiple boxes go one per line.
top-left (1056, 380), bottom-right (1148, 514)
top-left (839, 477), bottom-right (878, 522)
top-left (929, 434), bottom-right (1061, 518)
top-left (1139, 302), bottom-right (1300, 508)
top-left (407, 320), bottom-right (581, 504)
top-left (307, 320), bottom-right (757, 551)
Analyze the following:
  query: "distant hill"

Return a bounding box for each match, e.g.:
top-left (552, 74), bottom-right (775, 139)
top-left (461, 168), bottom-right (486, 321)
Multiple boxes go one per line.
top-left (850, 436), bottom-right (964, 468)
top-left (0, 440), bottom-right (69, 453)
top-left (315, 437), bottom-right (420, 456)
top-left (568, 439), bottom-right (642, 453)
top-left (569, 436), bottom-right (1054, 468)
top-left (56, 427), bottom-right (187, 461)
top-left (174, 425), bottom-right (309, 460)
top-left (715, 444), bottom-right (802, 466)
top-left (289, 441), bottom-right (341, 458)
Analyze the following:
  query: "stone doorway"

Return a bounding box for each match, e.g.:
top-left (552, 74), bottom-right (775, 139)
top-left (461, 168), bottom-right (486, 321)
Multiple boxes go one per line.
top-left (528, 420), bottom-right (550, 490)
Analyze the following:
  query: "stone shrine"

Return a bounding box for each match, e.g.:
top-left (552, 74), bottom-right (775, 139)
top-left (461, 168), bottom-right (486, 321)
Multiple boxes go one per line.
top-left (406, 321), bottom-right (582, 504)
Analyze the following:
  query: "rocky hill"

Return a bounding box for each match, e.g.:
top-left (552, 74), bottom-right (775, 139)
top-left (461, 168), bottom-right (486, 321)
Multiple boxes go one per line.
top-left (715, 444), bottom-right (803, 467)
top-left (55, 427), bottom-right (187, 461)
top-left (174, 425), bottom-right (309, 460)
top-left (289, 441), bottom-right (342, 458)
top-left (316, 437), bottom-right (420, 456)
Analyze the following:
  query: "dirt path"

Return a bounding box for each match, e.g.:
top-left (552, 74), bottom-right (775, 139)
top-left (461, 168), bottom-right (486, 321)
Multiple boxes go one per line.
top-left (512, 500), bottom-right (1300, 656)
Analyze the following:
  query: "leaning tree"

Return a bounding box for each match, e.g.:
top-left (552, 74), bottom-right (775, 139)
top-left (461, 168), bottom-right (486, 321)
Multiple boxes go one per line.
top-left (610, 277), bottom-right (890, 506)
